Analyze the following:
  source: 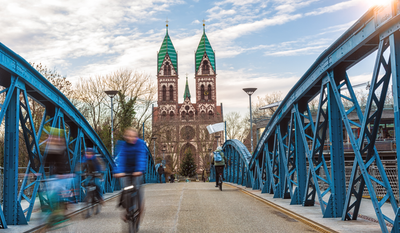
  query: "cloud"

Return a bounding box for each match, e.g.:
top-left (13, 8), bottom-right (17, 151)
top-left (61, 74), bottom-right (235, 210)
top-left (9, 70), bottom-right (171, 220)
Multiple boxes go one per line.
top-left (306, 0), bottom-right (362, 16)
top-left (264, 45), bottom-right (326, 56)
top-left (0, 0), bottom-right (184, 73)
top-left (191, 19), bottom-right (201, 24)
top-left (216, 69), bottom-right (298, 114)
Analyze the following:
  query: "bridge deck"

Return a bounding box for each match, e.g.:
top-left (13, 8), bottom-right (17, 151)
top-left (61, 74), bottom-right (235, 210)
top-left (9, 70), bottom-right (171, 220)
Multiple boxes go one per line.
top-left (32, 183), bottom-right (318, 232)
top-left (3, 182), bottom-right (389, 232)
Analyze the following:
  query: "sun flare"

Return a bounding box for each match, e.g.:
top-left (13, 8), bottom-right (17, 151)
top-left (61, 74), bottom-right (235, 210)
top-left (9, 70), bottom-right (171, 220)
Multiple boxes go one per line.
top-left (366, 0), bottom-right (393, 7)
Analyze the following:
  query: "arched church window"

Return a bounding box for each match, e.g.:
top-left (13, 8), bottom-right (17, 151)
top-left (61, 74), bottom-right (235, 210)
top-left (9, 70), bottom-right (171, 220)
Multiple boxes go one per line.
top-left (208, 110), bottom-right (214, 119)
top-left (185, 106), bottom-right (189, 111)
top-left (162, 86), bottom-right (167, 101)
top-left (201, 85), bottom-right (205, 100)
top-left (170, 111), bottom-right (174, 117)
top-left (202, 60), bottom-right (209, 74)
top-left (164, 62), bottom-right (171, 76)
top-left (169, 85), bottom-right (174, 101)
top-left (181, 111), bottom-right (186, 118)
top-left (189, 111), bottom-right (194, 118)
top-left (207, 85), bottom-right (212, 100)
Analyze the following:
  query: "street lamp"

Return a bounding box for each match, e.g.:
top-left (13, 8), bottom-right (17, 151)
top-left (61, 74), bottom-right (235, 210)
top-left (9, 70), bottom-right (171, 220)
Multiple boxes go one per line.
top-left (151, 136), bottom-right (157, 158)
top-left (243, 88), bottom-right (257, 153)
top-left (105, 90), bottom-right (119, 157)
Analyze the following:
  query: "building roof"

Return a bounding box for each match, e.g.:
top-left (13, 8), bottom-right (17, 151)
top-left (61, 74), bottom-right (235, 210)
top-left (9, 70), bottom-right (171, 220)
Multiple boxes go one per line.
top-left (183, 76), bottom-right (191, 100)
top-left (195, 24), bottom-right (215, 73)
top-left (158, 25), bottom-right (178, 73)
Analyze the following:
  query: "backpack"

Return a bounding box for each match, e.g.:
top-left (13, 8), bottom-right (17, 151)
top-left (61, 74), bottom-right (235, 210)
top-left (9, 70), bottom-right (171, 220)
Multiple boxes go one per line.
top-left (214, 151), bottom-right (223, 162)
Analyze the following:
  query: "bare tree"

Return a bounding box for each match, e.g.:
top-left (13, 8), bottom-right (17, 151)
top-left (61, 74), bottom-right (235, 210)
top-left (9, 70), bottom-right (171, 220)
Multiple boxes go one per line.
top-left (253, 91), bottom-right (283, 119)
top-left (225, 111), bottom-right (250, 142)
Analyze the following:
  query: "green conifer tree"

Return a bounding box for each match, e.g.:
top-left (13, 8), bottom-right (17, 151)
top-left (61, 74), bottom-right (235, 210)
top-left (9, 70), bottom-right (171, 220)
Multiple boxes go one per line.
top-left (179, 148), bottom-right (197, 177)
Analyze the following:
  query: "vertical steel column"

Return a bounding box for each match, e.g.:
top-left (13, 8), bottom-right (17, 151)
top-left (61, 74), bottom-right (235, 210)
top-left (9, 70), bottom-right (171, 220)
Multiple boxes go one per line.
top-left (325, 81), bottom-right (346, 218)
top-left (3, 78), bottom-right (26, 225)
top-left (292, 112), bottom-right (307, 205)
top-left (389, 31), bottom-right (400, 231)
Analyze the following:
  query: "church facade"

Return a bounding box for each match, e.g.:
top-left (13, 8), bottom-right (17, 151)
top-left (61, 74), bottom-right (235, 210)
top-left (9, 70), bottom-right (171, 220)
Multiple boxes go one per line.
top-left (152, 23), bottom-right (223, 174)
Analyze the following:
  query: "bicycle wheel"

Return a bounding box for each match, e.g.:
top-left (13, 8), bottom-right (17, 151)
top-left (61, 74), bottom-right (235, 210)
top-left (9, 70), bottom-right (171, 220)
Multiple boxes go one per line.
top-left (83, 192), bottom-right (93, 219)
top-left (128, 191), bottom-right (140, 233)
top-left (219, 175), bottom-right (222, 191)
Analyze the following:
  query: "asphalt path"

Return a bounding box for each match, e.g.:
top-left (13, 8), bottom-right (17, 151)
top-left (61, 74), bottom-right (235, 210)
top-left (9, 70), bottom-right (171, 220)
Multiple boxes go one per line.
top-left (55, 182), bottom-right (319, 233)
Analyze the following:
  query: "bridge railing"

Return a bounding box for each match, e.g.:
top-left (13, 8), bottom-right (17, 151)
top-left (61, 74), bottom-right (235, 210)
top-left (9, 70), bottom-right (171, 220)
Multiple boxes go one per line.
top-left (0, 42), bottom-right (157, 228)
top-left (222, 3), bottom-right (400, 232)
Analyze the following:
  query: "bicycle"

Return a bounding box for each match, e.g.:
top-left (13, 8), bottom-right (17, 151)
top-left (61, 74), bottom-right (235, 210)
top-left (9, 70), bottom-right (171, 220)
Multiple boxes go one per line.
top-left (120, 175), bottom-right (142, 233)
top-left (82, 172), bottom-right (102, 218)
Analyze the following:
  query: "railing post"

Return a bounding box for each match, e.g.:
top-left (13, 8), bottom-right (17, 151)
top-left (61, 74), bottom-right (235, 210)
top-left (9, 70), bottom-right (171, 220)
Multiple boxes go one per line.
top-left (3, 77), bottom-right (27, 225)
top-left (324, 81), bottom-right (346, 218)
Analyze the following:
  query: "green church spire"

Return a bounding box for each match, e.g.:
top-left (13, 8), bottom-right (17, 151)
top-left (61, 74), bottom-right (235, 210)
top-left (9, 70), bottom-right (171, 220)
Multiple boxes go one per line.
top-left (195, 21), bottom-right (215, 73)
top-left (158, 22), bottom-right (178, 73)
top-left (183, 76), bottom-right (191, 100)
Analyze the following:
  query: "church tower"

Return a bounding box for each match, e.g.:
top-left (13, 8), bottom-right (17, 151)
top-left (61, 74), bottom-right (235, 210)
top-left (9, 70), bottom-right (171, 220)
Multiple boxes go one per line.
top-left (195, 22), bottom-right (217, 117)
top-left (157, 22), bottom-right (179, 117)
top-left (152, 22), bottom-right (223, 176)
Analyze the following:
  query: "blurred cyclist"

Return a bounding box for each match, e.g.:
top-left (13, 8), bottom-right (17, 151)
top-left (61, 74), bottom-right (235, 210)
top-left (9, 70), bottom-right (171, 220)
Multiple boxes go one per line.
top-left (43, 128), bottom-right (74, 227)
top-left (114, 127), bottom-right (147, 221)
top-left (82, 148), bottom-right (105, 205)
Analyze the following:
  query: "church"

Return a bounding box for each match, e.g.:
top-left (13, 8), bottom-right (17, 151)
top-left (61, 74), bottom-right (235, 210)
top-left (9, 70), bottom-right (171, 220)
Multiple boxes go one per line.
top-left (152, 22), bottom-right (223, 175)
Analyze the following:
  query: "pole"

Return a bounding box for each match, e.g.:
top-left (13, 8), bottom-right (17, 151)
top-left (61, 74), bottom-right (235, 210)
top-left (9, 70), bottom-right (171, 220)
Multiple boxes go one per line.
top-left (142, 122), bottom-right (145, 140)
top-left (249, 94), bottom-right (253, 153)
top-left (153, 140), bottom-right (156, 157)
top-left (111, 96), bottom-right (114, 157)
top-left (225, 121), bottom-right (227, 142)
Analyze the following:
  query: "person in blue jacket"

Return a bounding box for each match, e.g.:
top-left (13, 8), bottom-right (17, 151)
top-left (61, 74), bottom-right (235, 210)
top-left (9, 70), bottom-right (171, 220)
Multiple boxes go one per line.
top-left (114, 127), bottom-right (147, 221)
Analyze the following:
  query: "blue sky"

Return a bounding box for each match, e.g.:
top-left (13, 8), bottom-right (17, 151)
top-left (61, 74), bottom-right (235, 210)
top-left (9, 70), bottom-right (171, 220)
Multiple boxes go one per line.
top-left (0, 0), bottom-right (387, 115)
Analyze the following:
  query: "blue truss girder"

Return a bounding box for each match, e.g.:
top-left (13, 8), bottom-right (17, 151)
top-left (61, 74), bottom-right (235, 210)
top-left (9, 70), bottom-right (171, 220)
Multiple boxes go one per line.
top-left (239, 3), bottom-right (400, 231)
top-left (0, 42), bottom-right (158, 226)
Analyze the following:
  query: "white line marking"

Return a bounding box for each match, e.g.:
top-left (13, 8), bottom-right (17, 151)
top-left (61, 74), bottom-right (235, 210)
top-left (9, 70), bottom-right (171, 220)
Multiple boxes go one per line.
top-left (172, 185), bottom-right (185, 232)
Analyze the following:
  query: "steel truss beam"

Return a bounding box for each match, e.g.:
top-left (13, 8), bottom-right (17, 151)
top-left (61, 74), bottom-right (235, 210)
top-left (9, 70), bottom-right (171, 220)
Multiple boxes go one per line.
top-left (231, 3), bottom-right (400, 232)
top-left (0, 43), bottom-right (158, 227)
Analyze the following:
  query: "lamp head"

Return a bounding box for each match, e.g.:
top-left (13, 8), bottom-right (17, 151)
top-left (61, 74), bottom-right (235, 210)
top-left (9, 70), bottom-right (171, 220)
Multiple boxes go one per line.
top-left (105, 90), bottom-right (119, 98)
top-left (243, 88), bottom-right (257, 95)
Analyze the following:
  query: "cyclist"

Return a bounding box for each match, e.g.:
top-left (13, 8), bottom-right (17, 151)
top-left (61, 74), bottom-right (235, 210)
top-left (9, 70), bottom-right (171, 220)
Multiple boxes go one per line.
top-left (114, 127), bottom-right (147, 222)
top-left (211, 146), bottom-right (226, 187)
top-left (82, 148), bottom-right (105, 205)
top-left (42, 128), bottom-right (74, 227)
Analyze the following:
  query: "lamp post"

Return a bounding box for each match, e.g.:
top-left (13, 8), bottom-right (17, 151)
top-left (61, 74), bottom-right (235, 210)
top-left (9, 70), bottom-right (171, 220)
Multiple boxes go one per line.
top-left (162, 145), bottom-right (166, 168)
top-left (243, 88), bottom-right (257, 153)
top-left (215, 135), bottom-right (221, 148)
top-left (208, 148), bottom-right (212, 171)
top-left (105, 90), bottom-right (119, 157)
top-left (151, 136), bottom-right (157, 158)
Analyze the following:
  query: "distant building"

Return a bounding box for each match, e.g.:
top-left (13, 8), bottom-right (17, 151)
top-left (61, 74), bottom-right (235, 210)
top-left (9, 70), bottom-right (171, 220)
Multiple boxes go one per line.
top-left (152, 22), bottom-right (223, 174)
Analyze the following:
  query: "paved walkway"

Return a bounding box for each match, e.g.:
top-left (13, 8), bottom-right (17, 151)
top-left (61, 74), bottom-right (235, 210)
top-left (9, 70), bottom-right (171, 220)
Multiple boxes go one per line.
top-left (2, 182), bottom-right (392, 232)
top-left (42, 182), bottom-right (318, 232)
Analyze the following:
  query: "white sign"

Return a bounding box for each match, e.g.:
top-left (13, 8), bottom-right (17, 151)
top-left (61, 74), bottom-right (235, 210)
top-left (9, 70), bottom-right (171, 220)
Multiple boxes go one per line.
top-left (207, 122), bottom-right (225, 134)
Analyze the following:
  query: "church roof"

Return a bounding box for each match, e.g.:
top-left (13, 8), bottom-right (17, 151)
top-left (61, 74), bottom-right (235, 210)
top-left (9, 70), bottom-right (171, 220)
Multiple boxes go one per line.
top-left (183, 76), bottom-right (191, 100)
top-left (195, 24), bottom-right (215, 72)
top-left (158, 25), bottom-right (178, 73)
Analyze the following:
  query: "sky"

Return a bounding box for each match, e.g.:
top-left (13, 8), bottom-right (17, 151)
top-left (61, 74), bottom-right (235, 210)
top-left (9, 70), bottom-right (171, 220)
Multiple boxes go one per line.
top-left (0, 0), bottom-right (388, 115)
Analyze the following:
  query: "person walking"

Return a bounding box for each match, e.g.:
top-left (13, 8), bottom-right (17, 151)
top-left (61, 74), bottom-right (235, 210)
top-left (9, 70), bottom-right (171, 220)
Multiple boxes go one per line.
top-left (211, 146), bottom-right (226, 187)
top-left (157, 164), bottom-right (165, 183)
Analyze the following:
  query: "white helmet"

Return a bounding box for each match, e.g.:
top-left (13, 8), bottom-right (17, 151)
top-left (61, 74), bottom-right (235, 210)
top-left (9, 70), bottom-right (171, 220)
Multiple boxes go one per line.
top-left (217, 146), bottom-right (222, 151)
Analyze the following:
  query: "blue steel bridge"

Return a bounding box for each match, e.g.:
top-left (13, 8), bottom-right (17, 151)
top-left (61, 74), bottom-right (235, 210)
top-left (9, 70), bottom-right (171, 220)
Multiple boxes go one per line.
top-left (2, 3), bottom-right (400, 233)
